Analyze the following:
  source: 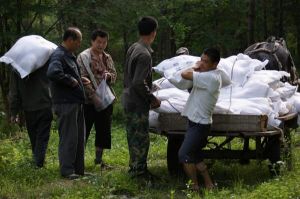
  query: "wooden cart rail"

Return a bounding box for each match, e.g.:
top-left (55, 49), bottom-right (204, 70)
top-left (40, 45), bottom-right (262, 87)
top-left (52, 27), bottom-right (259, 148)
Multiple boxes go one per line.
top-left (150, 113), bottom-right (298, 175)
top-left (158, 113), bottom-right (269, 132)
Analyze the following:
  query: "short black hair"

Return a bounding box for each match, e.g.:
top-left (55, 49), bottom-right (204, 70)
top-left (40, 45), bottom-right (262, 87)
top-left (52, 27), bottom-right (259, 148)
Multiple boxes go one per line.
top-left (91, 29), bottom-right (109, 41)
top-left (203, 48), bottom-right (220, 63)
top-left (138, 16), bottom-right (158, 36)
top-left (63, 27), bottom-right (81, 41)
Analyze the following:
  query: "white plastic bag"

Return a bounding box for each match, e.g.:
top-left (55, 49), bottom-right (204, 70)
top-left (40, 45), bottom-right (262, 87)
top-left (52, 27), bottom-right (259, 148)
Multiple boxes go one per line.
top-left (149, 111), bottom-right (160, 129)
top-left (95, 79), bottom-right (115, 111)
top-left (0, 35), bottom-right (57, 78)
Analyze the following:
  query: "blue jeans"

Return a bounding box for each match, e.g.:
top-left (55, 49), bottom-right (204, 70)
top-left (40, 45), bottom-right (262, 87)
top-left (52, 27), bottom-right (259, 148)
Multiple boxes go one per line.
top-left (178, 120), bottom-right (211, 164)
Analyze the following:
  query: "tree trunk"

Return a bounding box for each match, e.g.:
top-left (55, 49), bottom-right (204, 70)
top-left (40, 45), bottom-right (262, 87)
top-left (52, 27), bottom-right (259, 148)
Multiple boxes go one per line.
top-left (0, 65), bottom-right (10, 120)
top-left (272, 0), bottom-right (279, 37)
top-left (263, 0), bottom-right (268, 39)
top-left (16, 0), bottom-right (22, 35)
top-left (169, 27), bottom-right (176, 56)
top-left (122, 28), bottom-right (129, 68)
top-left (248, 0), bottom-right (256, 45)
top-left (0, 16), bottom-right (11, 120)
top-left (278, 0), bottom-right (284, 37)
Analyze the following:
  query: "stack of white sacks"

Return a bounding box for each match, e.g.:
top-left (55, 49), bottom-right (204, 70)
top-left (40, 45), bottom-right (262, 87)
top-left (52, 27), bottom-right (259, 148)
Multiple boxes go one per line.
top-left (149, 54), bottom-right (300, 129)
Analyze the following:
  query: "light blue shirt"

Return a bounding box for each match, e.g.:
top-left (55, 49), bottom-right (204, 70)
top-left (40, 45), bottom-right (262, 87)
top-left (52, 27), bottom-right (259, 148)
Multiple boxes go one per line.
top-left (182, 69), bottom-right (222, 124)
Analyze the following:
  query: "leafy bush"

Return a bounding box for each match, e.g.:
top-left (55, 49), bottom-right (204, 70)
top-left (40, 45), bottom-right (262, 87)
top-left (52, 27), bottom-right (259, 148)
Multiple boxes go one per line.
top-left (0, 112), bottom-right (20, 139)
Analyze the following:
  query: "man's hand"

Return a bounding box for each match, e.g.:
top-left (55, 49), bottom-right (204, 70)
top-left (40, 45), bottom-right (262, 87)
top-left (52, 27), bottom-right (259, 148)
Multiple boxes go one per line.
top-left (71, 78), bottom-right (79, 87)
top-left (181, 68), bottom-right (194, 80)
top-left (81, 77), bottom-right (91, 85)
top-left (10, 115), bottom-right (19, 124)
top-left (192, 60), bottom-right (201, 72)
top-left (150, 97), bottom-right (161, 109)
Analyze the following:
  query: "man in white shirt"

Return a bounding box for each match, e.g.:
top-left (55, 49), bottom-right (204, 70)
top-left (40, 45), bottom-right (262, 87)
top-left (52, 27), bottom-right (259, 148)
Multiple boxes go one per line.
top-left (179, 48), bottom-right (221, 191)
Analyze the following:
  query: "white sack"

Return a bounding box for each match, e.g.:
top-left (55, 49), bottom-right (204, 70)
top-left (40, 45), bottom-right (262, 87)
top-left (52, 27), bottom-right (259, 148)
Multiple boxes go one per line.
top-left (0, 35), bottom-right (57, 78)
top-left (290, 93), bottom-right (300, 113)
top-left (153, 88), bottom-right (189, 101)
top-left (214, 98), bottom-right (273, 115)
top-left (167, 67), bottom-right (231, 90)
top-left (153, 55), bottom-right (200, 75)
top-left (245, 70), bottom-right (290, 89)
top-left (217, 53), bottom-right (269, 86)
top-left (152, 77), bottom-right (175, 90)
top-left (153, 98), bottom-right (186, 113)
top-left (149, 111), bottom-right (160, 129)
top-left (166, 69), bottom-right (193, 90)
top-left (214, 98), bottom-right (281, 127)
top-left (219, 81), bottom-right (272, 100)
top-left (275, 82), bottom-right (297, 100)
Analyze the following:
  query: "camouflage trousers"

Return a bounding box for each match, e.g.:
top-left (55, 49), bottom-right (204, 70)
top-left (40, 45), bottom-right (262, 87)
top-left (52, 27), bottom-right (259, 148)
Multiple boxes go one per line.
top-left (125, 111), bottom-right (150, 176)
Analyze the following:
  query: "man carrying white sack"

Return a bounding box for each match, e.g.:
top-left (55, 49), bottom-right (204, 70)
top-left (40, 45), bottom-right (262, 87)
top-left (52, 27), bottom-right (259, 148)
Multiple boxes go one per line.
top-left (9, 64), bottom-right (53, 168)
top-left (178, 48), bottom-right (221, 191)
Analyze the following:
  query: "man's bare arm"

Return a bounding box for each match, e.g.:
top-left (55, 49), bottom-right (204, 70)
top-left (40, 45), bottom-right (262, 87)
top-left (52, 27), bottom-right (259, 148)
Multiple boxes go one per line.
top-left (181, 68), bottom-right (194, 80)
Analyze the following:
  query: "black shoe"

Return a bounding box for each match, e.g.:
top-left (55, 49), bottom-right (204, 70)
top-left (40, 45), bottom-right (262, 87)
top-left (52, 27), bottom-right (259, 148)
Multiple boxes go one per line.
top-left (62, 173), bottom-right (80, 180)
top-left (34, 164), bottom-right (43, 169)
top-left (100, 162), bottom-right (113, 170)
top-left (268, 164), bottom-right (280, 177)
top-left (80, 172), bottom-right (94, 177)
top-left (136, 170), bottom-right (159, 181)
top-left (94, 158), bottom-right (102, 165)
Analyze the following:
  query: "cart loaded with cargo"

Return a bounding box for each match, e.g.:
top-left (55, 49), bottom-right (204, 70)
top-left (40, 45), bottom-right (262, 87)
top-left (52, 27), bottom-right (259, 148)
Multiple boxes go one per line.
top-left (149, 39), bottom-right (300, 175)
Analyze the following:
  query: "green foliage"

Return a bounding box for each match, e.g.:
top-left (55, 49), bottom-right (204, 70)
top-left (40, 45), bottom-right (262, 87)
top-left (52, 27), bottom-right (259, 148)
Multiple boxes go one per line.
top-left (0, 113), bottom-right (20, 139)
top-left (1, 2), bottom-right (300, 196)
top-left (0, 126), bottom-right (300, 198)
top-left (1, 0), bottom-right (300, 119)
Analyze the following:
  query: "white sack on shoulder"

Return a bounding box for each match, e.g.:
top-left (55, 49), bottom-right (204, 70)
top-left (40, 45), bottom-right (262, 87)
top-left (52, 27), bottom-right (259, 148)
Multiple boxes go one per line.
top-left (0, 35), bottom-right (57, 78)
top-left (166, 67), bottom-right (231, 90)
top-left (166, 69), bottom-right (193, 90)
top-left (153, 55), bottom-right (200, 75)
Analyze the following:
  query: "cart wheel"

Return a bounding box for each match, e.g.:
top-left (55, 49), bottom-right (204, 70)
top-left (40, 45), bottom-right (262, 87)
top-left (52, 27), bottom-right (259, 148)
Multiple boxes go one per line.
top-left (167, 134), bottom-right (184, 176)
top-left (282, 129), bottom-right (293, 171)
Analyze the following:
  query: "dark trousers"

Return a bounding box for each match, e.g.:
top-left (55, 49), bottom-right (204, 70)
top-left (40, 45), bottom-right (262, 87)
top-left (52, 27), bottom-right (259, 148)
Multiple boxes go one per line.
top-left (125, 111), bottom-right (150, 174)
top-left (25, 107), bottom-right (53, 167)
top-left (178, 120), bottom-right (211, 164)
top-left (84, 104), bottom-right (113, 149)
top-left (53, 103), bottom-right (85, 176)
top-left (264, 135), bottom-right (281, 164)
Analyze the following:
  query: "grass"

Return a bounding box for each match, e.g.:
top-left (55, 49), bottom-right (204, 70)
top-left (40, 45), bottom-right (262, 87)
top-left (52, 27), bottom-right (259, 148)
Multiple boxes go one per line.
top-left (1, 76), bottom-right (300, 198)
top-left (0, 122), bottom-right (300, 199)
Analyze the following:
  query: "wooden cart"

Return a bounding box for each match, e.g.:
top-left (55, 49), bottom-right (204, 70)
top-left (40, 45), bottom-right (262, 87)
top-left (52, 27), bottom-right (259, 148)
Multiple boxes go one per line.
top-left (150, 113), bottom-right (298, 175)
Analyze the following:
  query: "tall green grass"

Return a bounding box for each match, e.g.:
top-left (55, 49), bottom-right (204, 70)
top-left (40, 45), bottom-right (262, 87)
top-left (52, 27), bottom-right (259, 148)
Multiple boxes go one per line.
top-left (1, 67), bottom-right (300, 198)
top-left (0, 125), bottom-right (300, 198)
